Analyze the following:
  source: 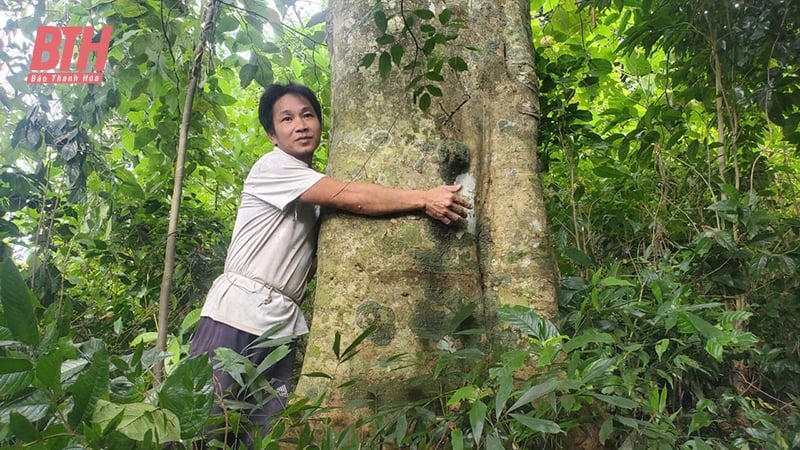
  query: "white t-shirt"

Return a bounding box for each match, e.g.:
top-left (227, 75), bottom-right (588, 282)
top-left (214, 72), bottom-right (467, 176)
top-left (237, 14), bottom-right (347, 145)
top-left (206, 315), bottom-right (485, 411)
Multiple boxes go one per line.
top-left (200, 148), bottom-right (326, 337)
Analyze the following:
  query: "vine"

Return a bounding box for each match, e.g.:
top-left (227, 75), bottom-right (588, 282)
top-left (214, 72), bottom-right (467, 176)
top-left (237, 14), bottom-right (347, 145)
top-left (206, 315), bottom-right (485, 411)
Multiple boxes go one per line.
top-left (357, 1), bottom-right (471, 112)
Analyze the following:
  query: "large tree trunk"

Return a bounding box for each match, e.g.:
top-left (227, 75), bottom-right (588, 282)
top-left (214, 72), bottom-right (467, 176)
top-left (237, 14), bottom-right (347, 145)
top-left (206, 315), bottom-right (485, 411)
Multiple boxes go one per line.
top-left (297, 0), bottom-right (556, 424)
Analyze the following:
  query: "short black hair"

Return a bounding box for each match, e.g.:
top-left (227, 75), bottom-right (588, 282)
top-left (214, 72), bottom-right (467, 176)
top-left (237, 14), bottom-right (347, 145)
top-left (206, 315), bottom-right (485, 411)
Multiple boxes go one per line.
top-left (258, 82), bottom-right (323, 136)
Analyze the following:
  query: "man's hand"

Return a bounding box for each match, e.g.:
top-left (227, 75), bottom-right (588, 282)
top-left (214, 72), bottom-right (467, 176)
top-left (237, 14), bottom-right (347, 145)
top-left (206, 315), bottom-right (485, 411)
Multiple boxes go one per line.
top-left (300, 177), bottom-right (472, 224)
top-left (423, 185), bottom-right (472, 225)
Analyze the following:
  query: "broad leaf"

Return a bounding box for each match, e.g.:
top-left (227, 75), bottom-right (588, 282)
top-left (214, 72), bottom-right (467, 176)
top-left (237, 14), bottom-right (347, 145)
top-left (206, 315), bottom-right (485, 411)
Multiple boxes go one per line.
top-left (158, 355), bottom-right (214, 439)
top-left (340, 325), bottom-right (377, 363)
top-left (93, 399), bottom-right (181, 442)
top-left (9, 411), bottom-right (40, 442)
top-left (498, 305), bottom-right (560, 341)
top-left (509, 413), bottom-right (562, 434)
top-left (590, 393), bottom-right (638, 409)
top-left (373, 10), bottom-right (388, 34)
top-left (469, 399), bottom-right (487, 446)
top-left (379, 51), bottom-right (392, 79)
top-left (67, 342), bottom-right (110, 428)
top-left (0, 390), bottom-right (49, 422)
top-left (565, 247), bottom-right (594, 267)
top-left (0, 358), bottom-right (33, 397)
top-left (0, 257), bottom-right (39, 345)
top-left (306, 9), bottom-right (328, 27)
top-left (509, 377), bottom-right (567, 412)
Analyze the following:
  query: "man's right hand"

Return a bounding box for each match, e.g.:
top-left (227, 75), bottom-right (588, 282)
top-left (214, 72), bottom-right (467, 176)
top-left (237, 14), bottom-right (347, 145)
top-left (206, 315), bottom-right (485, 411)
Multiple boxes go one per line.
top-left (423, 185), bottom-right (472, 225)
top-left (300, 177), bottom-right (472, 225)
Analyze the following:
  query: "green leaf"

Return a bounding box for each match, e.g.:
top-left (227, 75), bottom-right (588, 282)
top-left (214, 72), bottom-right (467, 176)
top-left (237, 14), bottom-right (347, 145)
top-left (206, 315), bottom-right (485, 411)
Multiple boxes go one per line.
top-left (131, 331), bottom-right (158, 346)
top-left (113, 0), bottom-right (148, 18)
top-left (0, 357), bottom-right (32, 374)
top-left (414, 9), bottom-right (435, 20)
top-left (376, 34), bottom-right (395, 45)
top-left (711, 229), bottom-right (738, 252)
top-left (498, 305), bottom-right (560, 341)
top-left (469, 399), bottom-right (487, 446)
top-left (337, 378), bottom-right (359, 388)
top-left (216, 14), bottom-right (239, 34)
top-left (332, 331), bottom-right (341, 359)
top-left (254, 345), bottom-right (292, 380)
top-left (426, 84), bottom-right (442, 97)
top-left (239, 64), bottom-right (257, 88)
top-left (394, 410), bottom-right (407, 444)
top-left (207, 91), bottom-right (237, 107)
top-left (447, 56), bottom-right (468, 71)
top-left (705, 339), bottom-right (724, 362)
top-left (707, 200), bottom-right (735, 213)
top-left (562, 276), bottom-right (591, 291)
top-left (509, 414), bottom-right (562, 434)
top-left (262, 7), bottom-right (282, 24)
top-left (562, 330), bottom-right (615, 353)
top-left (600, 277), bottom-right (635, 287)
top-left (590, 393), bottom-right (638, 409)
top-left (418, 93), bottom-right (431, 112)
top-left (133, 128), bottom-right (158, 150)
top-left (379, 51), bottom-right (392, 79)
top-left (624, 54), bottom-right (651, 76)
top-left (252, 56), bottom-right (274, 88)
top-left (592, 165), bottom-right (628, 178)
top-left (180, 309), bottom-right (201, 335)
top-left (390, 44), bottom-right (404, 66)
top-left (420, 24), bottom-right (437, 34)
top-left (93, 399), bottom-right (181, 442)
top-left (509, 378), bottom-right (565, 412)
top-left (306, 9), bottom-right (328, 27)
top-left (67, 342), bottom-right (110, 428)
top-left (0, 257), bottom-right (39, 345)
top-left (588, 58), bottom-right (613, 75)
top-left (0, 391), bottom-right (49, 423)
top-left (303, 371), bottom-right (333, 379)
top-left (212, 348), bottom-right (250, 387)
top-left (485, 432), bottom-right (504, 449)
top-left (689, 410), bottom-right (712, 433)
top-left (158, 355), bottom-right (214, 439)
top-left (425, 71), bottom-right (445, 82)
top-left (0, 359), bottom-right (34, 397)
top-left (9, 411), bottom-right (40, 442)
top-left (565, 247), bottom-right (593, 267)
top-left (450, 303), bottom-right (477, 332)
top-left (439, 9), bottom-right (453, 25)
top-left (448, 386), bottom-right (481, 407)
top-left (451, 427), bottom-right (464, 450)
top-left (340, 325), bottom-right (376, 363)
top-left (581, 358), bottom-right (614, 384)
top-left (654, 339), bottom-right (669, 361)
top-left (422, 38), bottom-right (436, 55)
top-left (599, 417), bottom-right (614, 443)
top-left (682, 312), bottom-right (722, 339)
top-left (359, 53), bottom-right (376, 69)
top-left (495, 372), bottom-right (513, 420)
top-left (374, 10), bottom-right (388, 34)
top-left (693, 236), bottom-right (713, 256)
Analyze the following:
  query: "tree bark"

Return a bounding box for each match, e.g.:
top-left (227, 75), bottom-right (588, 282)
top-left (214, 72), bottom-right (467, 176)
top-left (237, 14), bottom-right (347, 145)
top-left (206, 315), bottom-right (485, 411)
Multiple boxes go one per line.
top-left (297, 0), bottom-right (557, 424)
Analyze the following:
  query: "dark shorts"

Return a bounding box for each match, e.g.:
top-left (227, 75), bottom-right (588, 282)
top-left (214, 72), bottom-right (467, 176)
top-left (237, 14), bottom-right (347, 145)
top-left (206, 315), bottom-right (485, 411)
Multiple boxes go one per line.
top-left (189, 317), bottom-right (297, 445)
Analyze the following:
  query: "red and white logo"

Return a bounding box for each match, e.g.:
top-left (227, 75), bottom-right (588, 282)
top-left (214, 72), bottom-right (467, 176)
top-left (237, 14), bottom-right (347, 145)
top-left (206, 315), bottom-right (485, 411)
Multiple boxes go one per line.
top-left (27, 26), bottom-right (112, 85)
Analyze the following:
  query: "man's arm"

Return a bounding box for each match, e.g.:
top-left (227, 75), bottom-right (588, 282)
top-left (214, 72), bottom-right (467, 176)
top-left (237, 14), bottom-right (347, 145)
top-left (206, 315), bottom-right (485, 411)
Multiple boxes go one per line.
top-left (299, 177), bottom-right (472, 225)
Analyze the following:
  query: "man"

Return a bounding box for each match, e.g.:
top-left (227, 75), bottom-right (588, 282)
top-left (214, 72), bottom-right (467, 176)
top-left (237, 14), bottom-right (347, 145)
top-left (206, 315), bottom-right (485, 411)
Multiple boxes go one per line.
top-left (189, 82), bottom-right (471, 445)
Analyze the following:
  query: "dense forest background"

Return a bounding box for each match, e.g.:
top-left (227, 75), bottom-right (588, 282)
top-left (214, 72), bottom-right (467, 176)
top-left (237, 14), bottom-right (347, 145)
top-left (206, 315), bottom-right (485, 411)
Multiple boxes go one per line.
top-left (0, 0), bottom-right (798, 448)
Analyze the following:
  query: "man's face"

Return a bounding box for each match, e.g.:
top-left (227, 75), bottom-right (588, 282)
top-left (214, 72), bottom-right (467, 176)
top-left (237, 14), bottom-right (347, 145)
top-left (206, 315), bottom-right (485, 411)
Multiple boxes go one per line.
top-left (268, 93), bottom-right (321, 164)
